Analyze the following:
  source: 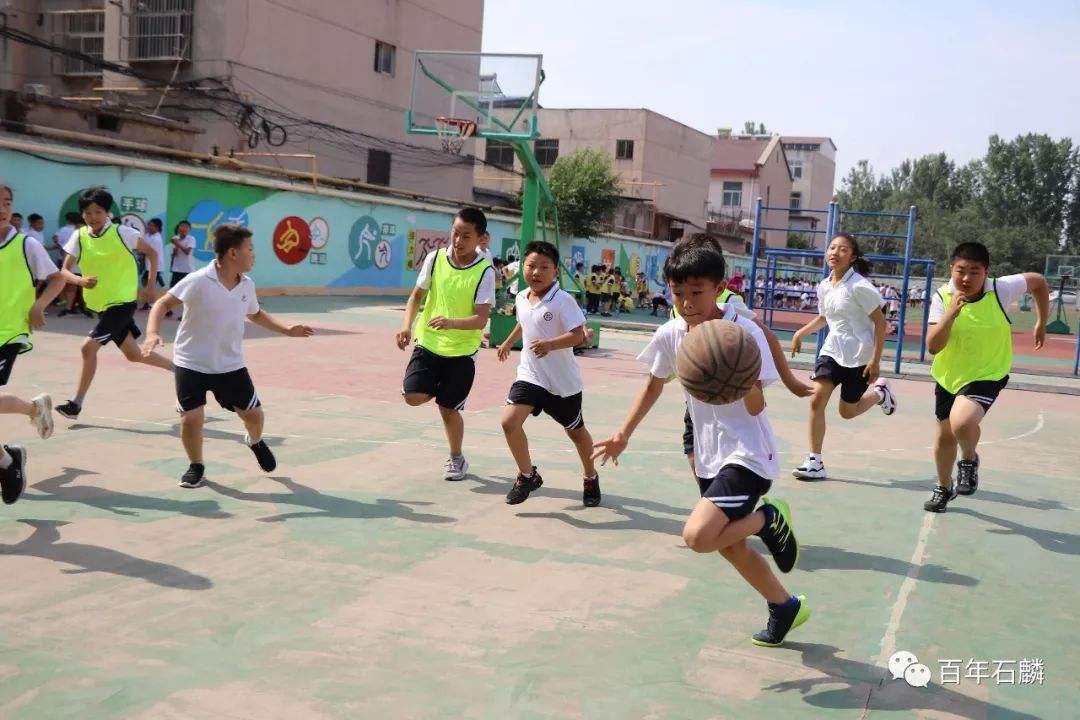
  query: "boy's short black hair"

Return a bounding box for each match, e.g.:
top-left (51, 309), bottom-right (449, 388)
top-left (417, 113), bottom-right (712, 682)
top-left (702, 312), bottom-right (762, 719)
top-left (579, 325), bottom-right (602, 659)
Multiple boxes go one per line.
top-left (11, 212), bottom-right (22, 220)
top-left (455, 207), bottom-right (488, 236)
top-left (213, 223), bottom-right (252, 258)
top-left (65, 211), bottom-right (81, 224)
top-left (951, 241), bottom-right (990, 268)
top-left (28, 213), bottom-right (43, 223)
top-left (78, 187), bottom-right (114, 213)
top-left (147, 218), bottom-right (162, 230)
top-left (663, 237), bottom-right (726, 283)
top-left (523, 240), bottom-right (558, 266)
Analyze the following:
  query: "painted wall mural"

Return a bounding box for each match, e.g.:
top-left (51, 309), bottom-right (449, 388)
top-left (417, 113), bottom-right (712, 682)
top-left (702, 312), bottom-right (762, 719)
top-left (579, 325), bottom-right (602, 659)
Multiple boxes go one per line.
top-left (2, 147), bottom-right (685, 295)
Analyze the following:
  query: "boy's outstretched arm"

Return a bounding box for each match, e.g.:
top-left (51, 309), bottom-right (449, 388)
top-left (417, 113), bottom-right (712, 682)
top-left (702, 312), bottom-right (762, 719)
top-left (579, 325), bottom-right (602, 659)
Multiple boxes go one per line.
top-left (753, 317), bottom-right (813, 397)
top-left (592, 374), bottom-right (666, 465)
top-left (1025, 273), bottom-right (1050, 349)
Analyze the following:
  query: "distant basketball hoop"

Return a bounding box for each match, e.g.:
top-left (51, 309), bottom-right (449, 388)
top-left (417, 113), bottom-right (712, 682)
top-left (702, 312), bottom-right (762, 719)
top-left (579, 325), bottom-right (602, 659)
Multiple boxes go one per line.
top-left (434, 116), bottom-right (477, 155)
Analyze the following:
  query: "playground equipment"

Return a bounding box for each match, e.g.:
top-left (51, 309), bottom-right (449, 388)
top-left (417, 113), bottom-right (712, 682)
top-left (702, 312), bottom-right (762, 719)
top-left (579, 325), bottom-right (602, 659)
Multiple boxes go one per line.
top-left (406, 51), bottom-right (596, 348)
top-left (747, 199), bottom-right (934, 375)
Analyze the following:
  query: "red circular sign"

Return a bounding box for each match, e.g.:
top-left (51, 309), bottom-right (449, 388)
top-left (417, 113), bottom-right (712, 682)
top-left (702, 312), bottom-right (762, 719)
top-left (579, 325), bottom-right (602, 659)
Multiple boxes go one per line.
top-left (273, 216), bottom-right (312, 265)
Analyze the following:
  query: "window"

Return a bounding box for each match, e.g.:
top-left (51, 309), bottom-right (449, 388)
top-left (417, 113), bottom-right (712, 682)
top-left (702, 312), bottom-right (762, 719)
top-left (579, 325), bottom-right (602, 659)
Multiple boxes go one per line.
top-left (374, 41), bottom-right (395, 75)
top-left (484, 139), bottom-right (516, 168)
top-left (789, 192), bottom-right (802, 210)
top-left (623, 207), bottom-right (638, 229)
top-left (721, 181), bottom-right (742, 207)
top-left (367, 149), bottom-right (391, 186)
top-left (790, 160), bottom-right (803, 179)
top-left (616, 139), bottom-right (634, 160)
top-left (534, 138), bottom-right (559, 167)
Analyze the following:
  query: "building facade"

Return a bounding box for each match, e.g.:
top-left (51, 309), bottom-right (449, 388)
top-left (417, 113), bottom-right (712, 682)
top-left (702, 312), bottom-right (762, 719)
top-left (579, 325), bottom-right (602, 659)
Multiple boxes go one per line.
top-left (708, 134), bottom-right (793, 250)
top-left (0, 0), bottom-right (483, 202)
top-left (474, 108), bottom-right (713, 242)
top-left (780, 136), bottom-right (837, 232)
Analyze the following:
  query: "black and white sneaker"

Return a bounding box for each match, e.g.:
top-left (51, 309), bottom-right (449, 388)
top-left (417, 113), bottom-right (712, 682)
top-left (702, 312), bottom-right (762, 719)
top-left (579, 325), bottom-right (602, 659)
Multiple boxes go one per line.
top-left (792, 455), bottom-right (826, 481)
top-left (1, 445), bottom-right (27, 505)
top-left (583, 473), bottom-right (601, 507)
top-left (506, 467), bottom-right (542, 504)
top-left (874, 378), bottom-right (897, 416)
top-left (179, 463), bottom-right (205, 488)
top-left (924, 484), bottom-right (957, 512)
top-left (751, 595), bottom-right (810, 647)
top-left (756, 497), bottom-right (799, 573)
top-left (246, 435), bottom-right (277, 473)
top-left (56, 400), bottom-right (82, 420)
top-left (444, 455), bottom-right (469, 481)
top-left (956, 455), bottom-right (979, 496)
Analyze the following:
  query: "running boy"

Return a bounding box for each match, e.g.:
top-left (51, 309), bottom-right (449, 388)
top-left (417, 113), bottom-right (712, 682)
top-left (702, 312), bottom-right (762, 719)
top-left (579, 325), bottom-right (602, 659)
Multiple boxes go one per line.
top-left (789, 233), bottom-right (897, 481)
top-left (923, 242), bottom-right (1049, 512)
top-left (0, 182), bottom-right (65, 504)
top-left (592, 238), bottom-right (808, 646)
top-left (396, 207), bottom-right (496, 481)
top-left (55, 187), bottom-right (172, 420)
top-left (142, 224), bottom-right (314, 488)
top-left (496, 241), bottom-right (599, 506)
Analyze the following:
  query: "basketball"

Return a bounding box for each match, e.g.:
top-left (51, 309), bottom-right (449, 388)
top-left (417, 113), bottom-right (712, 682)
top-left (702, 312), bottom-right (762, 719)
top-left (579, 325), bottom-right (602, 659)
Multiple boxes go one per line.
top-left (676, 319), bottom-right (762, 405)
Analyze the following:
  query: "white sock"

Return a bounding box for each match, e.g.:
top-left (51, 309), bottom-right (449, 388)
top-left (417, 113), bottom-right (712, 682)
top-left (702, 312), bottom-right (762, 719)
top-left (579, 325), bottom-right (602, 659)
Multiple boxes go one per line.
top-left (808, 453), bottom-right (822, 463)
top-left (72, 395), bottom-right (85, 406)
top-left (0, 448), bottom-right (11, 469)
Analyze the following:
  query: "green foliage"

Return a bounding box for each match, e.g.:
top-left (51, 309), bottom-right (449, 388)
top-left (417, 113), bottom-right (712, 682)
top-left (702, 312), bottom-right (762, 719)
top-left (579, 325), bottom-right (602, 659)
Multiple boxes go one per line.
top-left (835, 134), bottom-right (1080, 272)
top-left (548, 148), bottom-right (623, 239)
top-left (743, 121), bottom-right (769, 135)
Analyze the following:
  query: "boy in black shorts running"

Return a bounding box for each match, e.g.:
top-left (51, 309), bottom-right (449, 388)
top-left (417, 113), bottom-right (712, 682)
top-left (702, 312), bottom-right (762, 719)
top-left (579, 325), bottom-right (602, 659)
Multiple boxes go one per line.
top-left (396, 208), bottom-right (496, 481)
top-left (55, 187), bottom-right (172, 420)
top-left (496, 241), bottom-right (599, 506)
top-left (142, 224), bottom-right (313, 487)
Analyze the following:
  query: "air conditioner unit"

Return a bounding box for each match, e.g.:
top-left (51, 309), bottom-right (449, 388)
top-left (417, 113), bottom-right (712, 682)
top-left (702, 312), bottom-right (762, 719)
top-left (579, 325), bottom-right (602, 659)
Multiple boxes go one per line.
top-left (22, 83), bottom-right (52, 98)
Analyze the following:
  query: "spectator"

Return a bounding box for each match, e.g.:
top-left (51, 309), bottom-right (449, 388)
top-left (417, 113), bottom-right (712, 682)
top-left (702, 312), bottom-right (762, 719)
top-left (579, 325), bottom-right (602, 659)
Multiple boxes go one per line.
top-left (10, 212), bottom-right (22, 232)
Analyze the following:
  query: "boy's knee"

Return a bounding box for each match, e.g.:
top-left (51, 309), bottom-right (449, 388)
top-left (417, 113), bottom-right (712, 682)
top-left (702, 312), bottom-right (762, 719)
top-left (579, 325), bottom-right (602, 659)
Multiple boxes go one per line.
top-left (402, 393), bottom-right (429, 407)
top-left (179, 411), bottom-right (202, 428)
top-left (80, 339), bottom-right (101, 356)
top-left (809, 393), bottom-right (829, 412)
top-left (838, 403), bottom-right (857, 419)
top-left (682, 525), bottom-right (714, 553)
top-left (501, 414), bottom-right (521, 435)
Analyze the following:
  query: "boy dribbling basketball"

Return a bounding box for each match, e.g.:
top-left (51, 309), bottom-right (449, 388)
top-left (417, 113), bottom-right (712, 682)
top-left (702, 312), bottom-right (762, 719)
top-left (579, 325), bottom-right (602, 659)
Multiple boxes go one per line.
top-left (592, 239), bottom-right (809, 646)
top-left (496, 241), bottom-right (599, 507)
top-left (396, 208), bottom-right (496, 481)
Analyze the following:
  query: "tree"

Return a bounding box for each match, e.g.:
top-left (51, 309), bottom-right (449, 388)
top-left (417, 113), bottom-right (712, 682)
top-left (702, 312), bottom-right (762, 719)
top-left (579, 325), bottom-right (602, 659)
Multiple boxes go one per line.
top-left (742, 121), bottom-right (769, 135)
top-left (981, 133), bottom-right (1075, 232)
top-left (547, 148), bottom-right (623, 239)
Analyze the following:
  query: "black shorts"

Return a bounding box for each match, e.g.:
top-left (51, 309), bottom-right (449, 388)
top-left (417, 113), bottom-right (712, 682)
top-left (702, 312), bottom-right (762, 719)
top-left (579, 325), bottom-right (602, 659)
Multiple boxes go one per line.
top-left (0, 344), bottom-right (21, 386)
top-left (402, 345), bottom-right (476, 411)
top-left (89, 302), bottom-right (141, 346)
top-left (169, 271), bottom-right (189, 288)
top-left (682, 406), bottom-right (694, 455)
top-left (934, 376), bottom-right (1008, 421)
top-left (506, 380), bottom-right (584, 429)
top-left (812, 354), bottom-right (869, 404)
top-left (696, 464), bottom-right (773, 521)
top-left (141, 271), bottom-right (165, 288)
top-left (175, 366), bottom-right (261, 413)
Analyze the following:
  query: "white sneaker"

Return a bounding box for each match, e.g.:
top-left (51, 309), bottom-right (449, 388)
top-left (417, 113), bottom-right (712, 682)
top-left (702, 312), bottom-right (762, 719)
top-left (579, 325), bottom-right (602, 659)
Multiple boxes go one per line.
top-left (29, 394), bottom-right (54, 439)
top-left (444, 455), bottom-right (469, 481)
top-left (874, 378), bottom-right (897, 416)
top-left (792, 455), bottom-right (826, 481)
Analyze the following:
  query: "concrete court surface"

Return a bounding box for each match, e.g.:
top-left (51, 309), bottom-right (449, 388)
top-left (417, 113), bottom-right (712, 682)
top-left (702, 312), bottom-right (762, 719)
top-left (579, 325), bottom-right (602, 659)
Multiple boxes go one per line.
top-left (0, 296), bottom-right (1076, 719)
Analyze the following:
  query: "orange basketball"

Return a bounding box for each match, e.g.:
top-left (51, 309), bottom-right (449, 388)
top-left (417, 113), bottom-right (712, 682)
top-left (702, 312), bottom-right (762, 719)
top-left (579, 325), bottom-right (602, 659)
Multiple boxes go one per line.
top-left (676, 319), bottom-right (762, 405)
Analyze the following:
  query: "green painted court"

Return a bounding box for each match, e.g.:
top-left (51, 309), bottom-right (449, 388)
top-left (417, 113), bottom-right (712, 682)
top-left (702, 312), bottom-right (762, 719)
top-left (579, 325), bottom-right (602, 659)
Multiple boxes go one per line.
top-left (1, 297), bottom-right (1076, 718)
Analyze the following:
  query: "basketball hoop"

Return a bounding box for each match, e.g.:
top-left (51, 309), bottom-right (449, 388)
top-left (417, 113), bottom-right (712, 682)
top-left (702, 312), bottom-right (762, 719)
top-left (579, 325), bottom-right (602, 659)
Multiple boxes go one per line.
top-left (434, 116), bottom-right (477, 154)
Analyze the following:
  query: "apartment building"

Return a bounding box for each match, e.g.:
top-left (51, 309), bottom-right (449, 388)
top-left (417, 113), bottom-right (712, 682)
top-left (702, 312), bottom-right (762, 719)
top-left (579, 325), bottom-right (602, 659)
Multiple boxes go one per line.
top-left (781, 135), bottom-right (837, 232)
top-left (708, 133), bottom-right (793, 250)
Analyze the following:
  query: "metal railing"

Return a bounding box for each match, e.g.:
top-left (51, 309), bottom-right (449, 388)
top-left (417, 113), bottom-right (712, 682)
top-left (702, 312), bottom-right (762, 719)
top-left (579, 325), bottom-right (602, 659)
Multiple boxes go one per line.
top-left (124, 0), bottom-right (193, 62)
top-left (48, 9), bottom-right (105, 77)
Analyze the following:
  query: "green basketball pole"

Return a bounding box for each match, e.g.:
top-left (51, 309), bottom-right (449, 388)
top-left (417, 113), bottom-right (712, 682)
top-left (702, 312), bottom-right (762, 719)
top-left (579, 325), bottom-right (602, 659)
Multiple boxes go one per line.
top-left (1047, 275), bottom-right (1072, 334)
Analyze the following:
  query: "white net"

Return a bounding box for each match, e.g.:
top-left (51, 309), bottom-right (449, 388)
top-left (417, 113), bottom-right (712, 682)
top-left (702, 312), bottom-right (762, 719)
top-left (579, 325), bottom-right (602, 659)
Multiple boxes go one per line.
top-left (434, 117), bottom-right (476, 155)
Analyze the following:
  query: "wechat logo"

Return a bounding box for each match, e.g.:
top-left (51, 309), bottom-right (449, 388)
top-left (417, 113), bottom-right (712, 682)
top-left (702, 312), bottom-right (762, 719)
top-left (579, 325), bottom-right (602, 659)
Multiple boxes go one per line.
top-left (889, 650), bottom-right (931, 688)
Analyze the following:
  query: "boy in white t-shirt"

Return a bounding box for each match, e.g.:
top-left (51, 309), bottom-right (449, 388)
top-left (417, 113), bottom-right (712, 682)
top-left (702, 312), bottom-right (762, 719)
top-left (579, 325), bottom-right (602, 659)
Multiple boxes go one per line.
top-left (0, 182), bottom-right (65, 504)
top-left (138, 218), bottom-right (165, 310)
top-left (592, 238), bottom-right (809, 647)
top-left (142, 224), bottom-right (314, 488)
top-left (496, 241), bottom-right (599, 507)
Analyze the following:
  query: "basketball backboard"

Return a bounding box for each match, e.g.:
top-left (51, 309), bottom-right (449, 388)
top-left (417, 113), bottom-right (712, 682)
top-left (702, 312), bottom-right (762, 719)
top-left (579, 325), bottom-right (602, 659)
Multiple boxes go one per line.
top-left (406, 51), bottom-right (543, 144)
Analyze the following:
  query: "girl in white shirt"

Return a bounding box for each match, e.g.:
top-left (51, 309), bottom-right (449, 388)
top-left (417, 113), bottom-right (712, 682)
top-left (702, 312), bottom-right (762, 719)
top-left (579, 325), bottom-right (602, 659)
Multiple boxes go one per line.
top-left (789, 233), bottom-right (898, 480)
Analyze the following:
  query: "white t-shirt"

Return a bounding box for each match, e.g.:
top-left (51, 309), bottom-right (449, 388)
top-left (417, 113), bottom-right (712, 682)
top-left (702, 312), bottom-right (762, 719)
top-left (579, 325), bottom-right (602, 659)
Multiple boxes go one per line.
top-left (142, 231), bottom-right (165, 272)
top-left (514, 283), bottom-right (587, 397)
top-left (2, 227), bottom-right (60, 346)
top-left (171, 234), bottom-right (197, 273)
top-left (816, 269), bottom-right (883, 368)
top-left (25, 228), bottom-right (44, 245)
top-left (638, 313), bottom-right (780, 480)
top-left (170, 264), bottom-right (260, 374)
top-left (504, 260), bottom-right (521, 294)
top-left (415, 248), bottom-right (496, 305)
top-left (927, 274), bottom-right (1028, 324)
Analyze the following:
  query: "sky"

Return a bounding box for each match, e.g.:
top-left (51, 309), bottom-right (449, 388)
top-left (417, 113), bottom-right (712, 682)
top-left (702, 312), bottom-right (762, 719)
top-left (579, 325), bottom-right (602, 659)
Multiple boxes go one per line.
top-left (482, 0), bottom-right (1080, 187)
